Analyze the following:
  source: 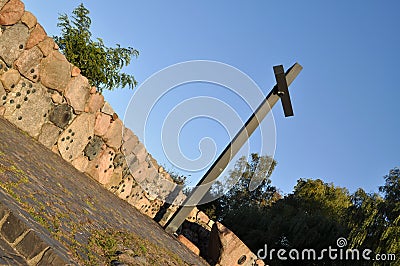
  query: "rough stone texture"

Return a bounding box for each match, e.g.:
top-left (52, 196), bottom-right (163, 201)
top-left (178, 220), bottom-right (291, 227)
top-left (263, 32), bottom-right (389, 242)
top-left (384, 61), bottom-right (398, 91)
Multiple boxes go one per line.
top-left (0, 106), bottom-right (4, 116)
top-left (0, 79), bottom-right (4, 96)
top-left (196, 211), bottom-right (211, 229)
top-left (14, 45), bottom-right (43, 82)
top-left (64, 75), bottom-right (90, 112)
top-left (1, 212), bottom-right (27, 243)
top-left (131, 142), bottom-right (147, 163)
top-left (94, 112), bottom-right (111, 136)
top-left (0, 117), bottom-right (207, 265)
top-left (0, 23), bottom-right (29, 65)
top-left (0, 0), bottom-right (24, 26)
top-left (0, 68), bottom-right (20, 91)
top-left (38, 122), bottom-right (62, 149)
top-left (20, 11), bottom-right (36, 29)
top-left (71, 155), bottom-right (89, 173)
top-left (3, 80), bottom-right (52, 138)
top-left (85, 93), bottom-right (104, 113)
top-left (71, 65), bottom-right (80, 77)
top-left (50, 92), bottom-right (63, 104)
top-left (85, 146), bottom-right (115, 184)
top-left (0, 0), bottom-right (8, 10)
top-left (49, 104), bottom-right (73, 129)
top-left (25, 23), bottom-right (46, 49)
top-left (83, 135), bottom-right (104, 161)
top-left (15, 230), bottom-right (48, 260)
top-left (40, 50), bottom-right (71, 92)
top-left (102, 118), bottom-right (123, 150)
top-left (37, 249), bottom-right (70, 266)
top-left (101, 101), bottom-right (114, 115)
top-left (177, 235), bottom-right (200, 256)
top-left (57, 112), bottom-right (95, 162)
top-left (116, 174), bottom-right (134, 200)
top-left (121, 128), bottom-right (139, 154)
top-left (208, 222), bottom-right (260, 266)
top-left (37, 37), bottom-right (55, 57)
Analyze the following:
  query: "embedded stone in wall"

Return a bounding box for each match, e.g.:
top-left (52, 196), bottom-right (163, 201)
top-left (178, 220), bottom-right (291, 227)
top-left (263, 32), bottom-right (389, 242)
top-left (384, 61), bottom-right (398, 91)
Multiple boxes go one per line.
top-left (14, 45), bottom-right (43, 82)
top-left (38, 122), bottom-right (62, 149)
top-left (177, 235), bottom-right (201, 256)
top-left (40, 50), bottom-right (71, 92)
top-left (196, 211), bottom-right (211, 229)
top-left (94, 112), bottom-right (111, 136)
top-left (3, 80), bottom-right (52, 138)
top-left (26, 23), bottom-right (46, 49)
top-left (0, 0), bottom-right (8, 10)
top-left (85, 146), bottom-right (115, 184)
top-left (71, 155), bottom-right (89, 173)
top-left (0, 80), bottom-right (5, 98)
top-left (133, 142), bottom-right (148, 163)
top-left (0, 23), bottom-right (29, 65)
top-left (20, 11), bottom-right (36, 29)
top-left (0, 0), bottom-right (24, 26)
top-left (71, 65), bottom-right (80, 77)
top-left (57, 112), bottom-right (95, 162)
top-left (64, 74), bottom-right (90, 112)
top-left (102, 118), bottom-right (123, 150)
top-left (50, 91), bottom-right (63, 104)
top-left (127, 189), bottom-right (154, 214)
top-left (83, 135), bottom-right (104, 161)
top-left (101, 101), bottom-right (114, 115)
top-left (37, 37), bottom-right (55, 57)
top-left (49, 104), bottom-right (73, 129)
top-left (105, 167), bottom-right (124, 191)
top-left (208, 222), bottom-right (262, 266)
top-left (0, 68), bottom-right (20, 91)
top-left (85, 92), bottom-right (104, 113)
top-left (117, 174), bottom-right (134, 200)
top-left (121, 130), bottom-right (139, 155)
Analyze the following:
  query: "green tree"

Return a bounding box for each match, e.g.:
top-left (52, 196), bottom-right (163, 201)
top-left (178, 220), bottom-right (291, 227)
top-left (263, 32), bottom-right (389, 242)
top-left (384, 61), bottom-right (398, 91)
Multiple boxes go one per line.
top-left (54, 4), bottom-right (139, 92)
top-left (199, 153), bottom-right (278, 221)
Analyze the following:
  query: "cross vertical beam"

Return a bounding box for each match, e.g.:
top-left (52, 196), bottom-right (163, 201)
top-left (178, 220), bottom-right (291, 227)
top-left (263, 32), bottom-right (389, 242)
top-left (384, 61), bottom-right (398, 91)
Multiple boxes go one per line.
top-left (164, 63), bottom-right (303, 234)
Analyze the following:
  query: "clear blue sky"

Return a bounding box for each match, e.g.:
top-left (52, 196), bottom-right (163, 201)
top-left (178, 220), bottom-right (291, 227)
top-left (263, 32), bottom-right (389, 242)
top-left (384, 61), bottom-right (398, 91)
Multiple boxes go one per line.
top-left (25, 0), bottom-right (400, 195)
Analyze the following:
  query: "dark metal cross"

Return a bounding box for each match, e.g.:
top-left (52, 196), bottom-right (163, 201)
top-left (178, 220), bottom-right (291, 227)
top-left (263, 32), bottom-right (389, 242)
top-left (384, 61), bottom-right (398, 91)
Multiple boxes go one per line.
top-left (165, 63), bottom-right (303, 233)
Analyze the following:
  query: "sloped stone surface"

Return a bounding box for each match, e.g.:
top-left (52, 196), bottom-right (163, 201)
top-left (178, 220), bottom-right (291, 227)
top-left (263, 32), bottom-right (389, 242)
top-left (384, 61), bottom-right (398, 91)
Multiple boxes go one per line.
top-left (14, 45), bottom-right (43, 82)
top-left (0, 23), bottom-right (29, 65)
top-left (57, 112), bottom-right (95, 162)
top-left (1, 212), bottom-right (27, 243)
top-left (15, 230), bottom-right (48, 260)
top-left (40, 50), bottom-right (70, 92)
top-left (0, 0), bottom-right (24, 26)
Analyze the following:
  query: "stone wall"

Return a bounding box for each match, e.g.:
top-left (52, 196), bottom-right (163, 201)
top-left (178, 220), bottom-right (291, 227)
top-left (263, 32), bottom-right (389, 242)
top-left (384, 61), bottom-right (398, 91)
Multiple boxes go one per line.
top-left (0, 1), bottom-right (263, 265)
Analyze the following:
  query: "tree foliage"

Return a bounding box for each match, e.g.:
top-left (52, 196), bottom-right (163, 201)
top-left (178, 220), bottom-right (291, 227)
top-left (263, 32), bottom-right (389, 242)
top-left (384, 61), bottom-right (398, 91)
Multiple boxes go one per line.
top-left (54, 4), bottom-right (139, 92)
top-left (199, 153), bottom-right (279, 221)
top-left (200, 164), bottom-right (399, 265)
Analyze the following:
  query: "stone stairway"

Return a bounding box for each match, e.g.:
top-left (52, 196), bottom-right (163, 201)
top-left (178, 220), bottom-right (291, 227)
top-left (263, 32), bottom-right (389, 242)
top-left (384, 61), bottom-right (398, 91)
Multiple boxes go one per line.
top-left (0, 116), bottom-right (208, 265)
